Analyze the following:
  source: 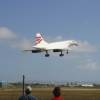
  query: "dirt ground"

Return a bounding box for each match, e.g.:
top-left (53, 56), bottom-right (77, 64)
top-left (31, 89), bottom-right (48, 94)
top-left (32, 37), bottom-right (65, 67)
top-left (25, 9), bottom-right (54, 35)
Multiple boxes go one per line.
top-left (0, 87), bottom-right (100, 100)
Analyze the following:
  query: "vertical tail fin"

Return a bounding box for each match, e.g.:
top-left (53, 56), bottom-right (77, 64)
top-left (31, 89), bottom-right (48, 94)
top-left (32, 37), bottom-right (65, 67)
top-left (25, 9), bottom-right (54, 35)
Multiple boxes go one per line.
top-left (35, 33), bottom-right (48, 45)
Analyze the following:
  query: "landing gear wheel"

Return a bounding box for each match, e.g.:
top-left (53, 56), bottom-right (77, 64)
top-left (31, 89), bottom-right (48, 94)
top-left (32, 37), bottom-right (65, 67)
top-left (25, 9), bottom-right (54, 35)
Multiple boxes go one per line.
top-left (59, 53), bottom-right (64, 57)
top-left (45, 51), bottom-right (50, 57)
top-left (45, 54), bottom-right (50, 57)
top-left (59, 51), bottom-right (64, 57)
top-left (66, 50), bottom-right (68, 54)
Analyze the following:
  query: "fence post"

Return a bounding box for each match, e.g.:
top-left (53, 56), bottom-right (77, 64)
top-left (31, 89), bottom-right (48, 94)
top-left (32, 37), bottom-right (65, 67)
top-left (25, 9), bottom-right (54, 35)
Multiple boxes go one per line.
top-left (22, 75), bottom-right (25, 96)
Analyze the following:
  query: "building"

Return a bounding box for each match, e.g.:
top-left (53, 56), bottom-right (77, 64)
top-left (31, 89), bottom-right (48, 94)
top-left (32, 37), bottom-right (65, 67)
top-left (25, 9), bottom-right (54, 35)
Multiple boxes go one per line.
top-left (0, 81), bottom-right (8, 88)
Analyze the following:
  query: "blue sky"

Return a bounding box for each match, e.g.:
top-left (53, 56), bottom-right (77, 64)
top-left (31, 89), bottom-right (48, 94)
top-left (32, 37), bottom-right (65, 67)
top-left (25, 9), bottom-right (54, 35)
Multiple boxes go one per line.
top-left (0, 0), bottom-right (100, 82)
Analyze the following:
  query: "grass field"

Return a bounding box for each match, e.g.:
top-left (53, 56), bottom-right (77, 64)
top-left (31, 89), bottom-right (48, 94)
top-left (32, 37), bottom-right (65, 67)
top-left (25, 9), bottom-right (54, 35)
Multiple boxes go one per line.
top-left (0, 88), bottom-right (100, 100)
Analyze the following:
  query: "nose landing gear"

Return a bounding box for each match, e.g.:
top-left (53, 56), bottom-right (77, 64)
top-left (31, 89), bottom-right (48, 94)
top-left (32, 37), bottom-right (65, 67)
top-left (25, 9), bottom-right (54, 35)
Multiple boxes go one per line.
top-left (66, 50), bottom-right (69, 54)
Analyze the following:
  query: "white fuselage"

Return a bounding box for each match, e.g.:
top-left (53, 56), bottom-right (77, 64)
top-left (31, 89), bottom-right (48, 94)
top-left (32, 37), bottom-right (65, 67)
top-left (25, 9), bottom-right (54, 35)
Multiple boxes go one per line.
top-left (46, 41), bottom-right (70, 50)
top-left (33, 40), bottom-right (73, 50)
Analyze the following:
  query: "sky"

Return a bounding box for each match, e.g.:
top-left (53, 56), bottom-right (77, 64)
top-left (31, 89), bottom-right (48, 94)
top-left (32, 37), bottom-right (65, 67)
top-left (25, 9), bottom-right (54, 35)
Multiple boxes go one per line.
top-left (0, 0), bottom-right (100, 83)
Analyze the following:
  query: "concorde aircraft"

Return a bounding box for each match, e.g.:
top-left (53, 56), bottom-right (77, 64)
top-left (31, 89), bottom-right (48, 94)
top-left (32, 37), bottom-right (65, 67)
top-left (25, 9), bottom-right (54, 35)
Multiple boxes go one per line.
top-left (24, 33), bottom-right (78, 57)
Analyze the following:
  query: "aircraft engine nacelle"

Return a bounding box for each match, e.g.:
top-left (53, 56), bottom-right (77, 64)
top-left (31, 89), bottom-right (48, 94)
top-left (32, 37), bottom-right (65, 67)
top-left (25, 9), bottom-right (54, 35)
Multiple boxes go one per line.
top-left (53, 49), bottom-right (61, 52)
top-left (32, 50), bottom-right (42, 53)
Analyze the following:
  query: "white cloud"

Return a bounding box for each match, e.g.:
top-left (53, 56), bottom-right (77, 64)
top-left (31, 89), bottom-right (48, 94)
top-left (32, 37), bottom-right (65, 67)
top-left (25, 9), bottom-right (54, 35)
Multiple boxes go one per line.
top-left (12, 38), bottom-right (32, 50)
top-left (0, 27), bottom-right (16, 39)
top-left (53, 36), bottom-right (97, 53)
top-left (0, 27), bottom-right (32, 50)
top-left (77, 59), bottom-right (99, 71)
top-left (73, 41), bottom-right (97, 53)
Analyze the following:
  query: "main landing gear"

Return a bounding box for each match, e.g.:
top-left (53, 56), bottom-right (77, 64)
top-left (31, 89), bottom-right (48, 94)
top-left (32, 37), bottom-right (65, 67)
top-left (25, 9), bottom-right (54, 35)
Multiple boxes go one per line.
top-left (45, 51), bottom-right (50, 57)
top-left (45, 50), bottom-right (69, 57)
top-left (59, 51), bottom-right (64, 57)
top-left (59, 50), bottom-right (69, 57)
